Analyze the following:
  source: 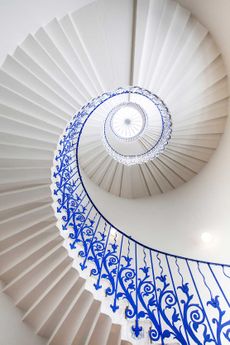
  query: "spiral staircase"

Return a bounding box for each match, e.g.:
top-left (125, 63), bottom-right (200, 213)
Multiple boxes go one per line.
top-left (0, 0), bottom-right (230, 344)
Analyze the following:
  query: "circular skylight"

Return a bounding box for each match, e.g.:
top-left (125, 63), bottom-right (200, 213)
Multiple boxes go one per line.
top-left (97, 86), bottom-right (172, 165)
top-left (110, 103), bottom-right (146, 141)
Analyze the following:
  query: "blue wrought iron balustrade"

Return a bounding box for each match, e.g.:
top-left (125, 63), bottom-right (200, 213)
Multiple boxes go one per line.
top-left (52, 87), bottom-right (230, 344)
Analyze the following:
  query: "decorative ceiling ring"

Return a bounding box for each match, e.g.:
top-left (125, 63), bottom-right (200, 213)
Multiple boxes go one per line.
top-left (79, 86), bottom-right (172, 166)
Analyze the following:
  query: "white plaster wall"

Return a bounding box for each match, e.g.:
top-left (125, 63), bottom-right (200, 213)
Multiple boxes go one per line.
top-left (0, 283), bottom-right (45, 345)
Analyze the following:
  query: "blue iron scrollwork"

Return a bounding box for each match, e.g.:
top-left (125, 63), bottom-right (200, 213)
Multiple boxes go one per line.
top-left (52, 86), bottom-right (230, 344)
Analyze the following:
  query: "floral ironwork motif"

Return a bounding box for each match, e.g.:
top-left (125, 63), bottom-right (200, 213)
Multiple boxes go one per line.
top-left (52, 86), bottom-right (230, 344)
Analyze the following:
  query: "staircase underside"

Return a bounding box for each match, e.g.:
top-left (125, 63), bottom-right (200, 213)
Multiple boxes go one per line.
top-left (0, 0), bottom-right (229, 344)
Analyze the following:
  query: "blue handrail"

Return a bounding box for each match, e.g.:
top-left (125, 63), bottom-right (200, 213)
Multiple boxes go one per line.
top-left (53, 87), bottom-right (230, 344)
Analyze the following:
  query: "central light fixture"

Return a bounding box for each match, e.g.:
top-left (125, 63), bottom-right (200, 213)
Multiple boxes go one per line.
top-left (201, 232), bottom-right (213, 243)
top-left (101, 86), bottom-right (172, 166)
top-left (110, 102), bottom-right (146, 141)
